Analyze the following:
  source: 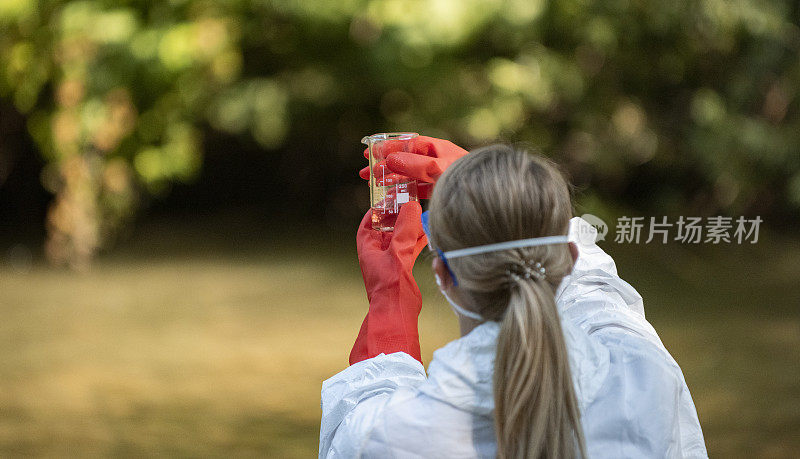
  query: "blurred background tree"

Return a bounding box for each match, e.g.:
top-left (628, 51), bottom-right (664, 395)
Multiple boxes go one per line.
top-left (1, 0), bottom-right (799, 268)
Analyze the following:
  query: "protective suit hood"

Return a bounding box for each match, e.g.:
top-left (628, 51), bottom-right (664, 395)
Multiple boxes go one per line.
top-left (419, 317), bottom-right (610, 418)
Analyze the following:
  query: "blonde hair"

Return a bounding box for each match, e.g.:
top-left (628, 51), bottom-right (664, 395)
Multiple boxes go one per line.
top-left (428, 145), bottom-right (585, 459)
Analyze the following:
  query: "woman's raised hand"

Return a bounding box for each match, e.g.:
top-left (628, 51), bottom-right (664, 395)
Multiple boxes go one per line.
top-left (350, 201), bottom-right (428, 365)
top-left (359, 136), bottom-right (469, 199)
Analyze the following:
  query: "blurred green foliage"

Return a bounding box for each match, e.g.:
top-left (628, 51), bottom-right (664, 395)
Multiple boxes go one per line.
top-left (1, 0), bottom-right (799, 266)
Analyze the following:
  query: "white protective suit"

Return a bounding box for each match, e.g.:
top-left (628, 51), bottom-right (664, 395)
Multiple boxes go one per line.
top-left (319, 217), bottom-right (708, 458)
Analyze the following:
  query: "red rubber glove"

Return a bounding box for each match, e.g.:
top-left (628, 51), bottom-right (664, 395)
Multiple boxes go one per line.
top-left (349, 201), bottom-right (428, 365)
top-left (359, 136), bottom-right (469, 199)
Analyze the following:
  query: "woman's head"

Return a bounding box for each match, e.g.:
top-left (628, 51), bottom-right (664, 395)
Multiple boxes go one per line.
top-left (427, 144), bottom-right (574, 318)
top-left (427, 145), bottom-right (585, 458)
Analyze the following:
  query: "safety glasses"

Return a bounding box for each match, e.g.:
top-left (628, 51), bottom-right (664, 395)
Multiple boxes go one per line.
top-left (421, 210), bottom-right (459, 286)
top-left (421, 210), bottom-right (570, 288)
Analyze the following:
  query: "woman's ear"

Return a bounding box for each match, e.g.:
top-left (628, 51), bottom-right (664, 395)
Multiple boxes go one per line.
top-left (432, 256), bottom-right (454, 289)
top-left (568, 242), bottom-right (579, 263)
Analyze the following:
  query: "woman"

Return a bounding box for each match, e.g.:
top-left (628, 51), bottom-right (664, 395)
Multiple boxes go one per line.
top-left (320, 139), bottom-right (707, 458)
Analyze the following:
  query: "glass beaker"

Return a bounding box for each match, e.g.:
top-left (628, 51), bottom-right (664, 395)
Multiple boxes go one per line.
top-left (361, 132), bottom-right (419, 231)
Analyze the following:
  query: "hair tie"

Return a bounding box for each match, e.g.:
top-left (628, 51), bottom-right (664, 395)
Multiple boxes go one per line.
top-left (506, 261), bottom-right (546, 283)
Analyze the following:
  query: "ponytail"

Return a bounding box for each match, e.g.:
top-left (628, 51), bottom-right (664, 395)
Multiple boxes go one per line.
top-left (426, 146), bottom-right (583, 457)
top-left (494, 278), bottom-right (585, 459)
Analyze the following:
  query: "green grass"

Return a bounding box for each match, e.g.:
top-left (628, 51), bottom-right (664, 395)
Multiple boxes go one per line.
top-left (0, 230), bottom-right (798, 457)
